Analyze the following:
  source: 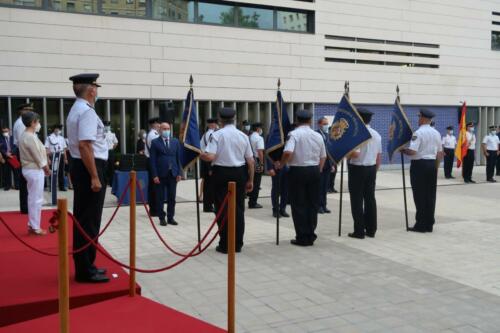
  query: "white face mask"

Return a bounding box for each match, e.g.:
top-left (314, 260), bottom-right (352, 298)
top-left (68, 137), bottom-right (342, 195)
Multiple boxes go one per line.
top-left (244, 125), bottom-right (251, 131)
top-left (321, 125), bottom-right (329, 133)
top-left (142, 133), bottom-right (146, 139)
top-left (469, 127), bottom-right (474, 133)
top-left (448, 130), bottom-right (453, 135)
top-left (35, 123), bottom-right (41, 133)
top-left (257, 129), bottom-right (263, 136)
top-left (2, 132), bottom-right (8, 138)
top-left (54, 130), bottom-right (61, 136)
top-left (491, 131), bottom-right (496, 135)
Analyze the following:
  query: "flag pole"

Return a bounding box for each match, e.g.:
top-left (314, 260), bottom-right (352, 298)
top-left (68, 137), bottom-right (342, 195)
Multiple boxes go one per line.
top-left (190, 75), bottom-right (202, 250)
top-left (338, 159), bottom-right (344, 237)
top-left (276, 78), bottom-right (281, 246)
top-left (400, 152), bottom-right (409, 231)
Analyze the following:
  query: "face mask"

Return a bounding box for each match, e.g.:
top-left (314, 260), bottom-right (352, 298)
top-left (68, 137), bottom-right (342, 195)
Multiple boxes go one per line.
top-left (321, 125), bottom-right (329, 133)
top-left (162, 130), bottom-right (171, 138)
top-left (448, 130), bottom-right (453, 135)
top-left (491, 131), bottom-right (496, 135)
top-left (35, 123), bottom-right (41, 133)
top-left (54, 130), bottom-right (61, 136)
top-left (94, 94), bottom-right (99, 103)
top-left (104, 126), bottom-right (111, 132)
top-left (244, 125), bottom-right (251, 131)
top-left (2, 132), bottom-right (8, 138)
top-left (469, 127), bottom-right (474, 132)
top-left (257, 129), bottom-right (263, 136)
top-left (142, 133), bottom-right (147, 139)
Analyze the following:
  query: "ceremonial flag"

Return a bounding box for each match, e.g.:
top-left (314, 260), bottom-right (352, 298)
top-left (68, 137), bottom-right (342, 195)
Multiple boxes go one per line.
top-left (387, 96), bottom-right (413, 161)
top-left (327, 94), bottom-right (372, 163)
top-left (179, 88), bottom-right (201, 170)
top-left (455, 102), bottom-right (468, 168)
top-left (265, 89), bottom-right (292, 161)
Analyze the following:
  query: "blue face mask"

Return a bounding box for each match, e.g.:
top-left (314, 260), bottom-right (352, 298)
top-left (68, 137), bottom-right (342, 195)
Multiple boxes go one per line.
top-left (321, 125), bottom-right (329, 133)
top-left (162, 130), bottom-right (171, 138)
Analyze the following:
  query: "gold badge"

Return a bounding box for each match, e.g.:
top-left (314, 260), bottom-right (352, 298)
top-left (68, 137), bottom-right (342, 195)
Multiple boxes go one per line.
top-left (330, 118), bottom-right (349, 140)
top-left (388, 122), bottom-right (396, 140)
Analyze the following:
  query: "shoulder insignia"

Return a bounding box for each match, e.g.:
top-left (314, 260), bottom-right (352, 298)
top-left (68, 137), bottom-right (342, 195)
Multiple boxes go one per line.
top-left (411, 135), bottom-right (418, 141)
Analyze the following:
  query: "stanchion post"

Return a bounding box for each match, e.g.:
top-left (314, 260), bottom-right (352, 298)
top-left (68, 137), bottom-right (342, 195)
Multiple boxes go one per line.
top-left (129, 171), bottom-right (137, 297)
top-left (58, 198), bottom-right (69, 333)
top-left (228, 182), bottom-right (236, 333)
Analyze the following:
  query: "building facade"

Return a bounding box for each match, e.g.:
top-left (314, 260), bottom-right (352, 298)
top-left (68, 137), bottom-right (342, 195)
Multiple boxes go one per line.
top-left (1, 0), bottom-right (499, 164)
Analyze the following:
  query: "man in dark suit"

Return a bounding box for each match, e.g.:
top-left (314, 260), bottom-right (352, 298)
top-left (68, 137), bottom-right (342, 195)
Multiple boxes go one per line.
top-left (0, 127), bottom-right (18, 190)
top-left (149, 122), bottom-right (182, 226)
top-left (316, 117), bottom-right (332, 214)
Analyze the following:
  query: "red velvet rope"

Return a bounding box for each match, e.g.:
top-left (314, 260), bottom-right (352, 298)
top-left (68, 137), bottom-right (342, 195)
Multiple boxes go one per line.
top-left (136, 179), bottom-right (228, 257)
top-left (0, 180), bottom-right (130, 257)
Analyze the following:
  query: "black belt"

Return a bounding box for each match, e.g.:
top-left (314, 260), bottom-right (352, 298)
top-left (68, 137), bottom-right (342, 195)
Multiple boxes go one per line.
top-left (213, 165), bottom-right (246, 169)
top-left (72, 158), bottom-right (107, 166)
top-left (289, 165), bottom-right (318, 169)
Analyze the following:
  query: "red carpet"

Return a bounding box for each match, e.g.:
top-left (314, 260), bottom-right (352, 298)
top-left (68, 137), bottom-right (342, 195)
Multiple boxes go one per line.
top-left (0, 296), bottom-right (227, 333)
top-left (0, 210), bottom-right (140, 327)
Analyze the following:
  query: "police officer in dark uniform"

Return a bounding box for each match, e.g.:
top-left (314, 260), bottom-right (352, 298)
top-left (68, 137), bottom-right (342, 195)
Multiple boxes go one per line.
top-left (402, 109), bottom-right (443, 233)
top-left (316, 117), bottom-right (332, 214)
top-left (267, 156), bottom-right (289, 218)
top-left (201, 108), bottom-right (255, 254)
top-left (200, 118), bottom-right (218, 212)
top-left (66, 73), bottom-right (109, 283)
top-left (278, 109), bottom-right (326, 246)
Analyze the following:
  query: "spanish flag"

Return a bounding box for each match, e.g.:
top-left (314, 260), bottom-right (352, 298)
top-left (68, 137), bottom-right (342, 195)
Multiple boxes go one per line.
top-left (455, 102), bottom-right (468, 168)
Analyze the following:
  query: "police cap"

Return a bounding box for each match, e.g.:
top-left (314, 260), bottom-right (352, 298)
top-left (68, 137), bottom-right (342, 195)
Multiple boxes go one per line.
top-left (446, 126), bottom-right (453, 130)
top-left (207, 118), bottom-right (218, 124)
top-left (489, 125), bottom-right (496, 130)
top-left (251, 122), bottom-right (262, 130)
top-left (219, 107), bottom-right (236, 119)
top-left (17, 103), bottom-right (34, 112)
top-left (52, 124), bottom-right (63, 130)
top-left (148, 117), bottom-right (160, 125)
top-left (357, 107), bottom-right (374, 116)
top-left (296, 109), bottom-right (312, 121)
top-left (103, 121), bottom-right (111, 126)
top-left (69, 73), bottom-right (101, 87)
top-left (466, 122), bottom-right (474, 127)
top-left (418, 108), bottom-right (435, 119)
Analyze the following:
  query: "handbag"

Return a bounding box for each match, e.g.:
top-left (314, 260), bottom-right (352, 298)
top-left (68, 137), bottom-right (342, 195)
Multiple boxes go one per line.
top-left (7, 155), bottom-right (21, 169)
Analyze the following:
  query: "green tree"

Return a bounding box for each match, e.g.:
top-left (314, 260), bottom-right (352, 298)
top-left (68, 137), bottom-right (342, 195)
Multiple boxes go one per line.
top-left (219, 7), bottom-right (260, 27)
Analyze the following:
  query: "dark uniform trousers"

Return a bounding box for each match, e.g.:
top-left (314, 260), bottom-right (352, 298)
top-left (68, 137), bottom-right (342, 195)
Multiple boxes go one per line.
top-left (71, 158), bottom-right (107, 278)
top-left (248, 164), bottom-right (262, 206)
top-left (146, 158), bottom-right (158, 216)
top-left (443, 148), bottom-right (455, 178)
top-left (200, 161), bottom-right (214, 211)
top-left (462, 149), bottom-right (475, 181)
top-left (50, 153), bottom-right (66, 190)
top-left (347, 164), bottom-right (377, 236)
top-left (410, 159), bottom-right (437, 231)
top-left (155, 171), bottom-right (177, 221)
top-left (106, 149), bottom-right (115, 186)
top-left (319, 165), bottom-right (331, 210)
top-left (271, 167), bottom-right (288, 213)
top-left (16, 150), bottom-right (28, 213)
top-left (328, 163), bottom-right (337, 192)
top-left (486, 150), bottom-right (498, 180)
top-left (288, 166), bottom-right (320, 243)
top-left (1, 160), bottom-right (14, 189)
top-left (213, 165), bottom-right (247, 250)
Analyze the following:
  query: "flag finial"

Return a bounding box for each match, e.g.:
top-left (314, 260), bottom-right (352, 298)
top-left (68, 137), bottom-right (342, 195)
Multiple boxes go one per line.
top-left (396, 85), bottom-right (400, 97)
top-left (277, 78), bottom-right (281, 90)
top-left (344, 81), bottom-right (350, 96)
top-left (189, 75), bottom-right (193, 89)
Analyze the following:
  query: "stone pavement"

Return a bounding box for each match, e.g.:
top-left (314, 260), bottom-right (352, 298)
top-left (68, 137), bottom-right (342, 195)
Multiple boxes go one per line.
top-left (1, 166), bottom-right (500, 332)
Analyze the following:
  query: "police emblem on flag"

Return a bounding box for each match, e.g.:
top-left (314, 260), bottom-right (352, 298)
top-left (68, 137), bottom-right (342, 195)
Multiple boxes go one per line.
top-left (388, 122), bottom-right (396, 140)
top-left (330, 118), bottom-right (349, 141)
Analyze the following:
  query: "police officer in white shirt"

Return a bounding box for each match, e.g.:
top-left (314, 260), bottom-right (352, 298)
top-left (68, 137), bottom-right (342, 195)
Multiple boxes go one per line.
top-left (145, 117), bottom-right (160, 216)
top-left (278, 109), bottom-right (326, 246)
top-left (402, 109), bottom-right (443, 233)
top-left (13, 103), bottom-right (33, 214)
top-left (201, 107), bottom-right (255, 254)
top-left (482, 125), bottom-right (500, 182)
top-left (248, 122), bottom-right (265, 209)
top-left (463, 122), bottom-right (477, 183)
top-left (45, 124), bottom-right (68, 191)
top-left (103, 120), bottom-right (118, 185)
top-left (200, 118), bottom-right (217, 212)
top-left (66, 73), bottom-right (109, 283)
top-left (347, 108), bottom-right (382, 239)
top-left (442, 126), bottom-right (457, 179)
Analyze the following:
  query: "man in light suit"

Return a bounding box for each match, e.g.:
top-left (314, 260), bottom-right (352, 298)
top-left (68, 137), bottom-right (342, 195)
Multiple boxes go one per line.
top-left (149, 122), bottom-right (182, 226)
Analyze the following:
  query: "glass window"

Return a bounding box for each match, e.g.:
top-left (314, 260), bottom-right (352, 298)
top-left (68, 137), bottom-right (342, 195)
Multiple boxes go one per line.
top-left (152, 0), bottom-right (194, 22)
top-left (0, 0), bottom-right (42, 8)
top-left (197, 2), bottom-right (234, 25)
top-left (48, 0), bottom-right (98, 14)
top-left (0, 98), bottom-right (9, 131)
top-left (238, 6), bottom-right (273, 29)
top-left (492, 31), bottom-right (500, 50)
top-left (101, 0), bottom-right (147, 17)
top-left (277, 10), bottom-right (308, 32)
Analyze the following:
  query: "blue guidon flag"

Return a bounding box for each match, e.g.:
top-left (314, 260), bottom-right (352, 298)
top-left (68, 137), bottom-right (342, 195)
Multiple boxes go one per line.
top-left (327, 94), bottom-right (372, 163)
top-left (265, 89), bottom-right (292, 161)
top-left (179, 88), bottom-right (201, 170)
top-left (387, 96), bottom-right (413, 161)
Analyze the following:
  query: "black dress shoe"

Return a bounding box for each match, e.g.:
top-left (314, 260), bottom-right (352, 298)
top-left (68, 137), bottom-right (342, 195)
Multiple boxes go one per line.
top-left (280, 210), bottom-right (290, 218)
top-left (469, 180), bottom-right (476, 183)
top-left (318, 208), bottom-right (325, 214)
top-left (290, 239), bottom-right (312, 246)
top-left (323, 208), bottom-right (331, 214)
top-left (168, 219), bottom-right (178, 225)
top-left (348, 233), bottom-right (365, 239)
top-left (203, 206), bottom-right (214, 213)
top-left (248, 203), bottom-right (263, 209)
top-left (215, 245), bottom-right (227, 254)
top-left (59, 188), bottom-right (67, 192)
top-left (332, 189), bottom-right (338, 193)
top-left (75, 274), bottom-right (110, 283)
top-left (91, 266), bottom-right (107, 275)
top-left (272, 211), bottom-right (278, 218)
top-left (365, 233), bottom-right (375, 238)
top-left (450, 176), bottom-right (455, 179)
top-left (408, 227), bottom-right (426, 233)
top-left (159, 219), bottom-right (167, 226)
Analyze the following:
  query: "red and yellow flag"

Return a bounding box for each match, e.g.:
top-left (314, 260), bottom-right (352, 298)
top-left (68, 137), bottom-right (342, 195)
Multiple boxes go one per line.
top-left (455, 102), bottom-right (468, 168)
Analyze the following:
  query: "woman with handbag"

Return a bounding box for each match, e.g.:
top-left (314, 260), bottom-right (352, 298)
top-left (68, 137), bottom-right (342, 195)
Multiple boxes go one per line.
top-left (18, 111), bottom-right (50, 236)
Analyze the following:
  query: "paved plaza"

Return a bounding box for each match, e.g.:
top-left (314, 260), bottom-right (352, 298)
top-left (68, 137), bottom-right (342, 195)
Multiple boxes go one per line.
top-left (1, 166), bottom-right (500, 332)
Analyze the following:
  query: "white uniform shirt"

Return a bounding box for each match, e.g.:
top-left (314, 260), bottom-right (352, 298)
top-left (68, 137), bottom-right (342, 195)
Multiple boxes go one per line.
top-left (200, 128), bottom-right (214, 151)
top-left (442, 134), bottom-right (457, 149)
top-left (284, 125), bottom-right (326, 167)
top-left (249, 132), bottom-right (265, 158)
top-left (205, 124), bottom-right (253, 167)
top-left (408, 124), bottom-right (442, 160)
top-left (145, 128), bottom-right (159, 158)
top-left (482, 134), bottom-right (500, 151)
top-left (45, 133), bottom-right (67, 154)
top-left (66, 98), bottom-right (108, 161)
top-left (13, 116), bottom-right (26, 147)
top-left (349, 126), bottom-right (382, 166)
top-left (466, 131), bottom-right (476, 150)
top-left (104, 131), bottom-right (118, 150)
